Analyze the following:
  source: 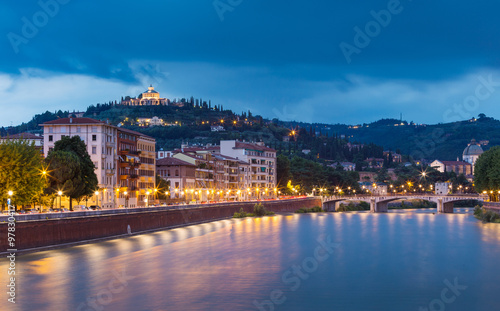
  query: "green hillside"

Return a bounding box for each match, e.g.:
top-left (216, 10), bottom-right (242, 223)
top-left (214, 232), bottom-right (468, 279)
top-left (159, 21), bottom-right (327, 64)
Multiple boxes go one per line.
top-left (2, 101), bottom-right (497, 162)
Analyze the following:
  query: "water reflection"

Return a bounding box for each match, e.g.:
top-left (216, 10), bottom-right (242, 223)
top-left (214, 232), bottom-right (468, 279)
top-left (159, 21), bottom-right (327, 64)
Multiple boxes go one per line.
top-left (2, 209), bottom-right (500, 310)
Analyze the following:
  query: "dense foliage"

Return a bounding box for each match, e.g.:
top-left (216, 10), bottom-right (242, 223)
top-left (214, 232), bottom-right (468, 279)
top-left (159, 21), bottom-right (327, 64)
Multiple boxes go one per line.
top-left (474, 146), bottom-right (500, 194)
top-left (0, 140), bottom-right (47, 209)
top-left (45, 136), bottom-right (98, 210)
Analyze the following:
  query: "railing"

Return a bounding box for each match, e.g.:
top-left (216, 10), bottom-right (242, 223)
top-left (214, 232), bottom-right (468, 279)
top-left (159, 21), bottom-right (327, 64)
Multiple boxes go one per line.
top-left (322, 193), bottom-right (484, 202)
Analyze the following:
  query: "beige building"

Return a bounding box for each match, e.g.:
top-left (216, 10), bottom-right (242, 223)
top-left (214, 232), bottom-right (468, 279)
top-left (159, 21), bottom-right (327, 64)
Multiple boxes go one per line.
top-left (156, 157), bottom-right (196, 200)
top-left (137, 134), bottom-right (157, 206)
top-left (220, 140), bottom-right (277, 198)
top-left (41, 118), bottom-right (118, 209)
top-left (137, 116), bottom-right (164, 127)
top-left (430, 160), bottom-right (472, 176)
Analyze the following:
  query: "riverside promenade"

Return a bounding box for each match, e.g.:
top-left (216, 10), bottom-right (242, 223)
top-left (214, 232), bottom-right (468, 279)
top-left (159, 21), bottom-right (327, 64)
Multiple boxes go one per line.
top-left (0, 197), bottom-right (320, 254)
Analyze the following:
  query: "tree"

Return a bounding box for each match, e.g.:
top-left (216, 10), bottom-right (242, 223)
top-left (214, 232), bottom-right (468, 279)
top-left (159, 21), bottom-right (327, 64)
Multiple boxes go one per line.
top-left (46, 136), bottom-right (98, 210)
top-left (0, 140), bottom-right (47, 210)
top-left (375, 168), bottom-right (390, 183)
top-left (276, 155), bottom-right (291, 189)
top-left (156, 175), bottom-right (170, 200)
top-left (474, 146), bottom-right (500, 196)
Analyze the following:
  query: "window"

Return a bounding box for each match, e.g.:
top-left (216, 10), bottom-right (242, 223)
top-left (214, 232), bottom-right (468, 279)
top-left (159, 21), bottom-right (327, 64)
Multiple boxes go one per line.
top-left (92, 135), bottom-right (97, 141)
top-left (175, 170), bottom-right (179, 177)
top-left (48, 135), bottom-right (53, 142)
top-left (76, 127), bottom-right (81, 133)
top-left (92, 126), bottom-right (97, 133)
top-left (60, 126), bottom-right (66, 133)
top-left (48, 127), bottom-right (53, 133)
top-left (92, 146), bottom-right (97, 154)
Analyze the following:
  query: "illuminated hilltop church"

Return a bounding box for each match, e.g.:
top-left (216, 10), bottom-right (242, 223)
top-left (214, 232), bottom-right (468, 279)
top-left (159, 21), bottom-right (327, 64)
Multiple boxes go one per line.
top-left (121, 85), bottom-right (170, 106)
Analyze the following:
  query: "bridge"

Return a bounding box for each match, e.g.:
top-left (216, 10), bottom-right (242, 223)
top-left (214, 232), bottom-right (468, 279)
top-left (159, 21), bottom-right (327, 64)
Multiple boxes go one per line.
top-left (322, 194), bottom-right (486, 213)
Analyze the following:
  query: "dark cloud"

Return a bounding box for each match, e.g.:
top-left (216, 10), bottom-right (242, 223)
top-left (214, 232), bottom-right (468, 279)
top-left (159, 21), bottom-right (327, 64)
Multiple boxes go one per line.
top-left (1, 0), bottom-right (500, 125)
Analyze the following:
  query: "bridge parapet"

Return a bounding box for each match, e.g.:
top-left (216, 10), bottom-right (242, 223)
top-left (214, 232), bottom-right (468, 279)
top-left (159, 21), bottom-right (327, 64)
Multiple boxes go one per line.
top-left (321, 194), bottom-right (485, 213)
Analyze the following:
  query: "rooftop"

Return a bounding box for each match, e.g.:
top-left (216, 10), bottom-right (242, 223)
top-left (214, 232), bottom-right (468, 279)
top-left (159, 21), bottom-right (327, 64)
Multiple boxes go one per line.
top-left (234, 141), bottom-right (276, 152)
top-left (1, 132), bottom-right (42, 140)
top-left (463, 140), bottom-right (484, 156)
top-left (156, 157), bottom-right (195, 167)
top-left (42, 117), bottom-right (105, 125)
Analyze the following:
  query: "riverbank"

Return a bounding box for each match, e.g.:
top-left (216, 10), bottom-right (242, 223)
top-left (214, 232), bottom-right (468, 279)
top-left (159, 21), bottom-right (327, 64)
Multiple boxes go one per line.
top-left (0, 197), bottom-right (320, 254)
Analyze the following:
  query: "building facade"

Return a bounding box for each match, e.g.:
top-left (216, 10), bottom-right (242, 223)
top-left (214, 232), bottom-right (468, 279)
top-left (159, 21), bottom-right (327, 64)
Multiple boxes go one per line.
top-left (0, 132), bottom-right (43, 149)
top-left (42, 118), bottom-right (118, 209)
top-left (220, 140), bottom-right (277, 196)
top-left (430, 160), bottom-right (472, 176)
top-left (42, 118), bottom-right (156, 209)
top-left (121, 85), bottom-right (169, 106)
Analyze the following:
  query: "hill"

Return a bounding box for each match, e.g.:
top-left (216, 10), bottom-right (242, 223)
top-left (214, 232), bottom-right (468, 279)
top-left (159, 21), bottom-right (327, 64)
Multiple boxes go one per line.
top-left (2, 101), bottom-right (496, 162)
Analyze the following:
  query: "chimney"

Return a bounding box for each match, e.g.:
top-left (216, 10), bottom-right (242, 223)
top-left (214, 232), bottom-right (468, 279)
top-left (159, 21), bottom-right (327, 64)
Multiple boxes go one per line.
top-left (70, 118), bottom-right (73, 123)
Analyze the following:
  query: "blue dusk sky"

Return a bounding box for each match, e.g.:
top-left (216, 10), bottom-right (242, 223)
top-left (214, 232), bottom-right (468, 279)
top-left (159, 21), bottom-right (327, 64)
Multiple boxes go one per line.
top-left (1, 0), bottom-right (500, 127)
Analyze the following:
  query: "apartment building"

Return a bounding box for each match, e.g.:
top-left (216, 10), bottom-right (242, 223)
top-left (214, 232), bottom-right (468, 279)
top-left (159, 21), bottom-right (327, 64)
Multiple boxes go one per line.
top-left (42, 118), bottom-right (118, 209)
top-left (220, 140), bottom-right (277, 194)
top-left (156, 157), bottom-right (196, 200)
top-left (137, 134), bottom-right (157, 206)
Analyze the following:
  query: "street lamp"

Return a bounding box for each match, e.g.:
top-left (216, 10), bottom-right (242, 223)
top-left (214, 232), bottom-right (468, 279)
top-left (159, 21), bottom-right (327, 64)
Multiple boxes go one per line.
top-left (95, 190), bottom-right (99, 207)
top-left (58, 191), bottom-right (63, 209)
top-left (124, 191), bottom-right (128, 209)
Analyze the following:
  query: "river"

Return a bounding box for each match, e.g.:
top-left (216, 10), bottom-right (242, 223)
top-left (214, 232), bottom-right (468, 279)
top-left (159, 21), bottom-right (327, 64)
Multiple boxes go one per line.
top-left (2, 208), bottom-right (500, 311)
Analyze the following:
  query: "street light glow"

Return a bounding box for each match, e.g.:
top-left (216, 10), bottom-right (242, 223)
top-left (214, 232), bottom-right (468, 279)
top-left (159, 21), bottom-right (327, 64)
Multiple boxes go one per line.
top-left (8, 191), bottom-right (13, 196)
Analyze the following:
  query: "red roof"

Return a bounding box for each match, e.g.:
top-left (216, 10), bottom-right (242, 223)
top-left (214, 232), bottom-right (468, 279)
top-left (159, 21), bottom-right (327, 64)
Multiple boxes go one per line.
top-left (118, 127), bottom-right (154, 139)
top-left (2, 132), bottom-right (42, 139)
top-left (157, 157), bottom-right (195, 167)
top-left (234, 141), bottom-right (276, 152)
top-left (42, 117), bottom-right (104, 125)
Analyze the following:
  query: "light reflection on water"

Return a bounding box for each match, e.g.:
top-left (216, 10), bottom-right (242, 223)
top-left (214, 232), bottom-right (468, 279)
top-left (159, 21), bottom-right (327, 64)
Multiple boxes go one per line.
top-left (2, 209), bottom-right (500, 311)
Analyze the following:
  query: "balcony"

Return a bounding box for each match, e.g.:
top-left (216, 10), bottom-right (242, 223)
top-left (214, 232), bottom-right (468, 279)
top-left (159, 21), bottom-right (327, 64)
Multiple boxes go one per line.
top-left (105, 169), bottom-right (115, 175)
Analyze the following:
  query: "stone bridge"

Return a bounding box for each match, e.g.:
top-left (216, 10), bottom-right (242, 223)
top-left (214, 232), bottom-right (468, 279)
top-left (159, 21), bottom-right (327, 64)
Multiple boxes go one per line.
top-left (322, 194), bottom-right (486, 213)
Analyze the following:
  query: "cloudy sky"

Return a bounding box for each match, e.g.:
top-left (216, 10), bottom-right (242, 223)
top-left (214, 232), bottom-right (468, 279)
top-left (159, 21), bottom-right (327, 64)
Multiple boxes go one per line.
top-left (1, 0), bottom-right (500, 127)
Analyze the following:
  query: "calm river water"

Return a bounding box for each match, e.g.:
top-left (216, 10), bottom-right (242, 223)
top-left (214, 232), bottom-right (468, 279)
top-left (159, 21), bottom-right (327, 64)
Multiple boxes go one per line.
top-left (2, 208), bottom-right (500, 311)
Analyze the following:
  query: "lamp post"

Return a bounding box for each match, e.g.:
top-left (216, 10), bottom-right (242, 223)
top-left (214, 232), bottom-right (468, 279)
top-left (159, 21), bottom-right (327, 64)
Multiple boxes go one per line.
top-left (94, 190), bottom-right (99, 208)
top-left (124, 191), bottom-right (128, 209)
top-left (7, 191), bottom-right (13, 211)
top-left (58, 191), bottom-right (63, 209)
